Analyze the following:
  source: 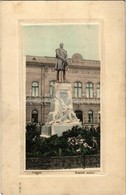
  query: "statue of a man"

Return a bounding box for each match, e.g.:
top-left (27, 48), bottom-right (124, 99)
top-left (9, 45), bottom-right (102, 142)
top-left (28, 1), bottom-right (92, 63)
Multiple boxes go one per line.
top-left (55, 43), bottom-right (68, 82)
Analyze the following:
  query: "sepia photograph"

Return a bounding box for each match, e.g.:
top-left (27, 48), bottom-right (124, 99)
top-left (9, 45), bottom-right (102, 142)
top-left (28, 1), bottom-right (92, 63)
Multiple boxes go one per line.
top-left (1, 1), bottom-right (125, 195)
top-left (24, 24), bottom-right (101, 170)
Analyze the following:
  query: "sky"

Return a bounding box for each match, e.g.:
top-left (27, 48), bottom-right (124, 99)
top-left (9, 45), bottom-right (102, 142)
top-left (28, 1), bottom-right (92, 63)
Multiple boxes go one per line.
top-left (23, 24), bottom-right (99, 60)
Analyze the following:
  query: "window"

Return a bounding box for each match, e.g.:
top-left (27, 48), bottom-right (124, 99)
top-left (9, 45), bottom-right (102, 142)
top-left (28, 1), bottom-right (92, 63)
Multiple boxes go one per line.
top-left (86, 82), bottom-right (93, 98)
top-left (88, 110), bottom-right (93, 123)
top-left (32, 110), bottom-right (38, 123)
top-left (97, 83), bottom-right (100, 98)
top-left (50, 81), bottom-right (55, 97)
top-left (32, 82), bottom-right (39, 97)
top-left (74, 82), bottom-right (82, 97)
top-left (75, 110), bottom-right (83, 123)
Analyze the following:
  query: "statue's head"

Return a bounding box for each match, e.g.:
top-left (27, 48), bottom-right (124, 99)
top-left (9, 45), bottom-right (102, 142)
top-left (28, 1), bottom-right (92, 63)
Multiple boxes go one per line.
top-left (59, 43), bottom-right (64, 48)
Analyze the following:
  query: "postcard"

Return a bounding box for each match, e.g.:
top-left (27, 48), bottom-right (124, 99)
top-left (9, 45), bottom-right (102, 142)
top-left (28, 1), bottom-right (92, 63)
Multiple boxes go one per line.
top-left (1, 1), bottom-right (125, 195)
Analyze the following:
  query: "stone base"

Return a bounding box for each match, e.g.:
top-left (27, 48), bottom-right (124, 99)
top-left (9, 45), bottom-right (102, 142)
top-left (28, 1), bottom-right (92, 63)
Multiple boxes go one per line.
top-left (51, 122), bottom-right (81, 136)
top-left (41, 122), bottom-right (81, 137)
top-left (40, 125), bottom-right (51, 138)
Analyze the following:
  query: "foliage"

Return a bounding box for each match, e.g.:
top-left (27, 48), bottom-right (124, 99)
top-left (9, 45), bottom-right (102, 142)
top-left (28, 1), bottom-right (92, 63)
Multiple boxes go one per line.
top-left (26, 124), bottom-right (100, 158)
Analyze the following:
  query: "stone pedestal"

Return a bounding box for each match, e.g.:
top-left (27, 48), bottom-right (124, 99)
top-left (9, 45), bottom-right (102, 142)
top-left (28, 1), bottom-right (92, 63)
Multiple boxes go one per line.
top-left (51, 122), bottom-right (81, 137)
top-left (41, 82), bottom-right (81, 137)
top-left (41, 122), bottom-right (81, 137)
top-left (40, 125), bottom-right (51, 138)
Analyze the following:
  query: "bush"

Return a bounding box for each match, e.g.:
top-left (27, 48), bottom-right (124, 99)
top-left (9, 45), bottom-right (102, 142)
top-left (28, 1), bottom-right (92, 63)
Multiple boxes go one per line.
top-left (26, 124), bottom-right (100, 157)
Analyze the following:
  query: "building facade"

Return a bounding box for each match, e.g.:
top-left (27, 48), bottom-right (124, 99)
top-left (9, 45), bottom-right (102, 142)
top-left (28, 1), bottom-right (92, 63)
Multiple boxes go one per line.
top-left (26, 53), bottom-right (100, 127)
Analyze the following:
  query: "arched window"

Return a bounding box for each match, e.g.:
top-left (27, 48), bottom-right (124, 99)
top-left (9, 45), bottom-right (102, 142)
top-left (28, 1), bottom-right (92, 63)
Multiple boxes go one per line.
top-left (97, 83), bottom-right (100, 98)
top-left (74, 82), bottom-right (82, 97)
top-left (32, 82), bottom-right (39, 97)
top-left (32, 110), bottom-right (38, 123)
top-left (50, 81), bottom-right (55, 97)
top-left (88, 110), bottom-right (93, 123)
top-left (86, 82), bottom-right (93, 98)
top-left (75, 110), bottom-right (83, 123)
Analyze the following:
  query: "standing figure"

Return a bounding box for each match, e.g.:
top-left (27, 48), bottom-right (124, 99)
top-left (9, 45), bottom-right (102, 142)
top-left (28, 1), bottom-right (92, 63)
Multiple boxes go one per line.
top-left (55, 43), bottom-right (68, 82)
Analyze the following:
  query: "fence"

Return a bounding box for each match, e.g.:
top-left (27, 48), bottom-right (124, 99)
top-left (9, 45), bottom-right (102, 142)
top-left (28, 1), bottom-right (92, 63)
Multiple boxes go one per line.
top-left (26, 154), bottom-right (100, 170)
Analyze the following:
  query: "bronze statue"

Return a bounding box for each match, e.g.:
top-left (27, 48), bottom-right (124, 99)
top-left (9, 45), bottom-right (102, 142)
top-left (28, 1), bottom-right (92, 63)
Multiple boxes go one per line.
top-left (55, 43), bottom-right (68, 82)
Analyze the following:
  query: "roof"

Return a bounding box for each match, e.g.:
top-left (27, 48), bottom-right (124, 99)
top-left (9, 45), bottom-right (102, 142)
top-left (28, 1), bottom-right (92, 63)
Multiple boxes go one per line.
top-left (26, 53), bottom-right (100, 68)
